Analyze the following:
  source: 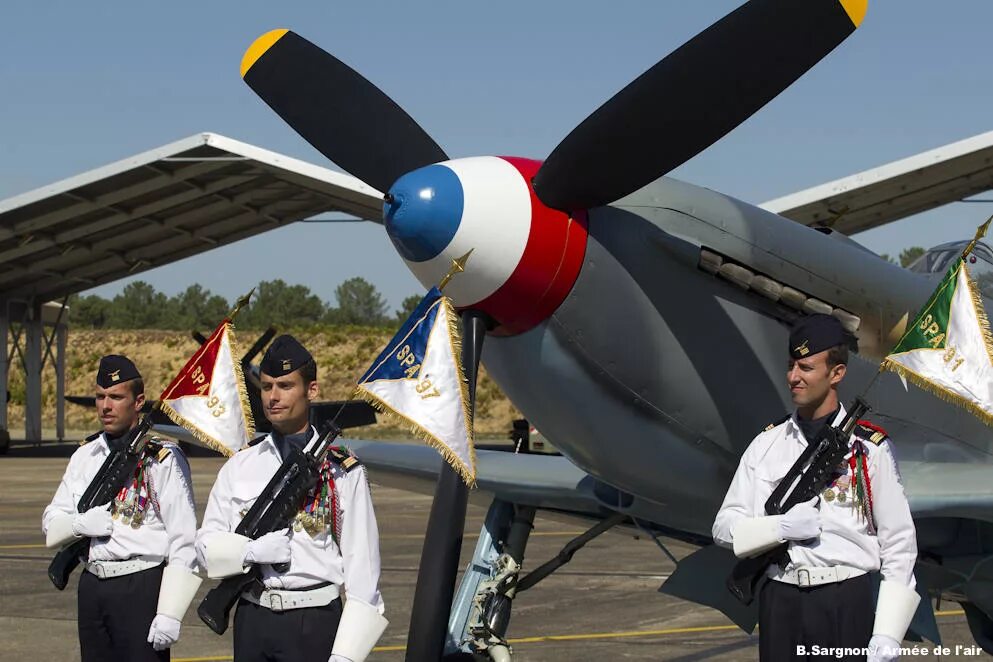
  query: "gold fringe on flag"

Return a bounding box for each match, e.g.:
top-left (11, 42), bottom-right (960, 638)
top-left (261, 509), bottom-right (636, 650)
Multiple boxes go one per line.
top-left (351, 293), bottom-right (477, 486)
top-left (227, 322), bottom-right (257, 439)
top-left (964, 265), bottom-right (993, 365)
top-left (160, 402), bottom-right (237, 457)
top-left (441, 296), bottom-right (477, 476)
top-left (159, 321), bottom-right (256, 457)
top-left (879, 359), bottom-right (993, 428)
top-left (353, 386), bottom-right (476, 486)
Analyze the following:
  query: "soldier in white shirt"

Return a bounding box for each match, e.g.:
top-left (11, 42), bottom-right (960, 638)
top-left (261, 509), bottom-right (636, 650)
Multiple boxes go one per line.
top-left (196, 335), bottom-right (387, 662)
top-left (713, 315), bottom-right (919, 662)
top-left (42, 355), bottom-right (201, 662)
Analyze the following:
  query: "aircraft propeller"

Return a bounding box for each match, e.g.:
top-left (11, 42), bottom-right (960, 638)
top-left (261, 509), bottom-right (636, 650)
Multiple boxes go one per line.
top-left (241, 29), bottom-right (447, 194)
top-left (238, 1), bottom-right (866, 657)
top-left (531, 0), bottom-right (867, 210)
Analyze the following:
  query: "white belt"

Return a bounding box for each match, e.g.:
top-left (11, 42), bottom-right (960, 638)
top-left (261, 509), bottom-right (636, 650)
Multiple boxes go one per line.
top-left (85, 557), bottom-right (162, 579)
top-left (243, 583), bottom-right (341, 612)
top-left (770, 565), bottom-right (866, 587)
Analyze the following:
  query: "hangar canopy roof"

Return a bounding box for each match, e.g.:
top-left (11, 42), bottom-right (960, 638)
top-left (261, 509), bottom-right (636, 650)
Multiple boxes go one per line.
top-left (0, 132), bottom-right (383, 304)
top-left (761, 129), bottom-right (993, 235)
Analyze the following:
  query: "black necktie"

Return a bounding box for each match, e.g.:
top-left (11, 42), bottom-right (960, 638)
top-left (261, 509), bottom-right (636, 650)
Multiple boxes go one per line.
top-left (104, 431), bottom-right (127, 453)
top-left (271, 428), bottom-right (313, 461)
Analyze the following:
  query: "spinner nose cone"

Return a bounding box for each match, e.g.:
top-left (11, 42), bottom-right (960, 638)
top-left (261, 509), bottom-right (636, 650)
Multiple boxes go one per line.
top-left (384, 164), bottom-right (464, 263)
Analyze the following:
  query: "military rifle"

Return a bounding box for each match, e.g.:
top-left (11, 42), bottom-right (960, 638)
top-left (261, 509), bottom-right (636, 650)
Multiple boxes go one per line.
top-left (197, 421), bottom-right (342, 635)
top-left (48, 409), bottom-right (158, 590)
top-left (726, 397), bottom-right (870, 605)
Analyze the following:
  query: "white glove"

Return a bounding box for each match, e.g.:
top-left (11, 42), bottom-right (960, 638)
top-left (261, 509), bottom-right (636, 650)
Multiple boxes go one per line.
top-left (72, 504), bottom-right (113, 538)
top-left (146, 614), bottom-right (181, 651)
top-left (868, 634), bottom-right (901, 662)
top-left (243, 529), bottom-right (292, 565)
top-left (328, 656), bottom-right (353, 662)
top-left (777, 497), bottom-right (821, 541)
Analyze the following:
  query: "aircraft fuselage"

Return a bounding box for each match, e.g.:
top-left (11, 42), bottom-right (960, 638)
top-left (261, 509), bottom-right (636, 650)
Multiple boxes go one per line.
top-left (482, 176), bottom-right (993, 538)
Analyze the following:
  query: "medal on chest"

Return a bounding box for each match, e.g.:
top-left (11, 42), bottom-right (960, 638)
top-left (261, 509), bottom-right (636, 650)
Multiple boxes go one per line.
top-left (820, 440), bottom-right (876, 533)
top-left (111, 458), bottom-right (156, 529)
top-left (291, 460), bottom-right (341, 543)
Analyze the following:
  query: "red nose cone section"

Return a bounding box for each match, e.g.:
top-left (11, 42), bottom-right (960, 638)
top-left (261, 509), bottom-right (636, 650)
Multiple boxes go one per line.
top-left (390, 156), bottom-right (587, 336)
top-left (475, 157), bottom-right (587, 336)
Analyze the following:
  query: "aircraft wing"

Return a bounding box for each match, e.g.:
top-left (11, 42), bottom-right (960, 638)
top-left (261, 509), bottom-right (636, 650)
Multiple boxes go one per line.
top-left (345, 440), bottom-right (993, 522)
top-left (343, 439), bottom-right (605, 516)
top-left (902, 461), bottom-right (993, 523)
top-left (760, 130), bottom-right (993, 235)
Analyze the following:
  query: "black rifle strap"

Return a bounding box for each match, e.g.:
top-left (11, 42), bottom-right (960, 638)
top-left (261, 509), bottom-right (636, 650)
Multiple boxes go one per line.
top-left (764, 437), bottom-right (820, 516)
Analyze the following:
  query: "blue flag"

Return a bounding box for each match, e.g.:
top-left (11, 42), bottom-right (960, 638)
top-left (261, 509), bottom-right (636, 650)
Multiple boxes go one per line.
top-left (356, 287), bottom-right (476, 485)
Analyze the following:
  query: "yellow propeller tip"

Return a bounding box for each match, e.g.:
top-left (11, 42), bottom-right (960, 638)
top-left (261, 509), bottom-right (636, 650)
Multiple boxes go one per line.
top-left (241, 29), bottom-right (289, 78)
top-left (839, 0), bottom-right (867, 27)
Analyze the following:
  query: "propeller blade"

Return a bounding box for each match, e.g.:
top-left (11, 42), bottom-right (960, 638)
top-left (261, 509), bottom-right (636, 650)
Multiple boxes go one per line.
top-left (242, 326), bottom-right (277, 366)
top-left (241, 29), bottom-right (448, 193)
top-left (532, 0), bottom-right (867, 211)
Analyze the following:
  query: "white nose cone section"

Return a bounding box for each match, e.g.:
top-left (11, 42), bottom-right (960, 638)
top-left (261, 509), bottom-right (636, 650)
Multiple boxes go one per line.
top-left (401, 156), bottom-right (532, 307)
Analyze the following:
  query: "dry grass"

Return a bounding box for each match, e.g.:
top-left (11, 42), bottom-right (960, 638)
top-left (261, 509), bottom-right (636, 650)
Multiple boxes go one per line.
top-left (5, 328), bottom-right (520, 439)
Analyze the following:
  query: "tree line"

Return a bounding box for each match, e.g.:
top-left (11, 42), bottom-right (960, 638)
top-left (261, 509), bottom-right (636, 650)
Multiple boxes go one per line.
top-left (67, 247), bottom-right (931, 330)
top-left (68, 278), bottom-right (422, 330)
top-left (879, 246), bottom-right (925, 268)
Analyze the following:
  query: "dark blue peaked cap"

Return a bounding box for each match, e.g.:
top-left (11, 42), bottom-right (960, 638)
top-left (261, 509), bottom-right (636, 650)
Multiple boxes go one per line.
top-left (789, 314), bottom-right (849, 359)
top-left (96, 355), bottom-right (141, 387)
top-left (260, 335), bottom-right (313, 377)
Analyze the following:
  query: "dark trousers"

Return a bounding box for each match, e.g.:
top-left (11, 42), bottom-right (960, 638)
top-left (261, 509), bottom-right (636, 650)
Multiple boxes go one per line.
top-left (759, 573), bottom-right (874, 661)
top-left (233, 597), bottom-right (343, 662)
top-left (78, 564), bottom-right (169, 662)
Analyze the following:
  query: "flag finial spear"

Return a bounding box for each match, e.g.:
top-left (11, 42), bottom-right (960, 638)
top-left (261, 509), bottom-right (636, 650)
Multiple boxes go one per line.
top-left (228, 287), bottom-right (256, 320)
top-left (438, 250), bottom-right (474, 292)
top-left (962, 215), bottom-right (993, 259)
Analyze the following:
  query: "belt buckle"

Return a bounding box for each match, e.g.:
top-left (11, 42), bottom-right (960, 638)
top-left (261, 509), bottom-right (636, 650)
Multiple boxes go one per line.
top-left (268, 592), bottom-right (284, 612)
top-left (93, 563), bottom-right (106, 579)
top-left (797, 568), bottom-right (811, 587)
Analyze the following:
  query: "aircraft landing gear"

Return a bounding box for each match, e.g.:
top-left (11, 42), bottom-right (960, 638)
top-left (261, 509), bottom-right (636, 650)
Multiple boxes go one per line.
top-left (445, 500), bottom-right (626, 660)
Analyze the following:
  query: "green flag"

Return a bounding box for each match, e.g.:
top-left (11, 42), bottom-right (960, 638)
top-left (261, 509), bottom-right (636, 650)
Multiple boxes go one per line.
top-left (881, 221), bottom-right (993, 426)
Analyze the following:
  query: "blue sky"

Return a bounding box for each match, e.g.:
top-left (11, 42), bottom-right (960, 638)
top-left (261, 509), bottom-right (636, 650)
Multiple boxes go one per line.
top-left (3, 1), bottom-right (992, 311)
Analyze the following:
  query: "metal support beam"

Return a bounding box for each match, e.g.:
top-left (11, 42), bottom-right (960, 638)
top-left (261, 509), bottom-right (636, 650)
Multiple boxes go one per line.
top-left (56, 323), bottom-right (66, 441)
top-left (23, 306), bottom-right (42, 443)
top-left (0, 305), bottom-right (7, 433)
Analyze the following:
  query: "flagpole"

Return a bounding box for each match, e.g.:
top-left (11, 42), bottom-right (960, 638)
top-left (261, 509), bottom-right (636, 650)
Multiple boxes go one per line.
top-left (405, 308), bottom-right (485, 661)
top-left (405, 252), bottom-right (482, 661)
top-left (961, 215), bottom-right (992, 261)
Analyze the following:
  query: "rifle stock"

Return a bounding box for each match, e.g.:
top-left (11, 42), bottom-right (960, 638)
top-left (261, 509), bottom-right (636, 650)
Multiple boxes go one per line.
top-left (48, 538), bottom-right (90, 590)
top-left (725, 399), bottom-right (870, 604)
top-left (197, 568), bottom-right (260, 634)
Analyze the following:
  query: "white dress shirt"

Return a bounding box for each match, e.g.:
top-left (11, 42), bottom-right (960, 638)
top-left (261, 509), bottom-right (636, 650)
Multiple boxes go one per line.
top-left (712, 405), bottom-right (918, 588)
top-left (41, 434), bottom-right (198, 571)
top-left (196, 430), bottom-right (384, 612)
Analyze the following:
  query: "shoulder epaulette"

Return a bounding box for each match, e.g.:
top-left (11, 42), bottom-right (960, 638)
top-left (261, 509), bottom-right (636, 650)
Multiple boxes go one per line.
top-left (142, 439), bottom-right (170, 462)
top-left (79, 431), bottom-right (102, 446)
top-left (856, 419), bottom-right (889, 445)
top-left (763, 413), bottom-right (791, 432)
top-left (240, 434), bottom-right (268, 451)
top-left (329, 445), bottom-right (361, 472)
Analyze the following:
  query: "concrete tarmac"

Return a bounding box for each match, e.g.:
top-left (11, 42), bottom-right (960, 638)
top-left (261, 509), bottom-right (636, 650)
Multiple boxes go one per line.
top-left (2, 445), bottom-right (989, 661)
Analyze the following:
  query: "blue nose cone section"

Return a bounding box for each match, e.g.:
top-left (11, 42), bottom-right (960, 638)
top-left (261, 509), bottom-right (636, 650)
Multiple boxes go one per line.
top-left (384, 164), bottom-right (464, 263)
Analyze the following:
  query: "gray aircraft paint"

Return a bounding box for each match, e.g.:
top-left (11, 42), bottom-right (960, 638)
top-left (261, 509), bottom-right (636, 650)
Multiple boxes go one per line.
top-left (483, 175), bottom-right (993, 549)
